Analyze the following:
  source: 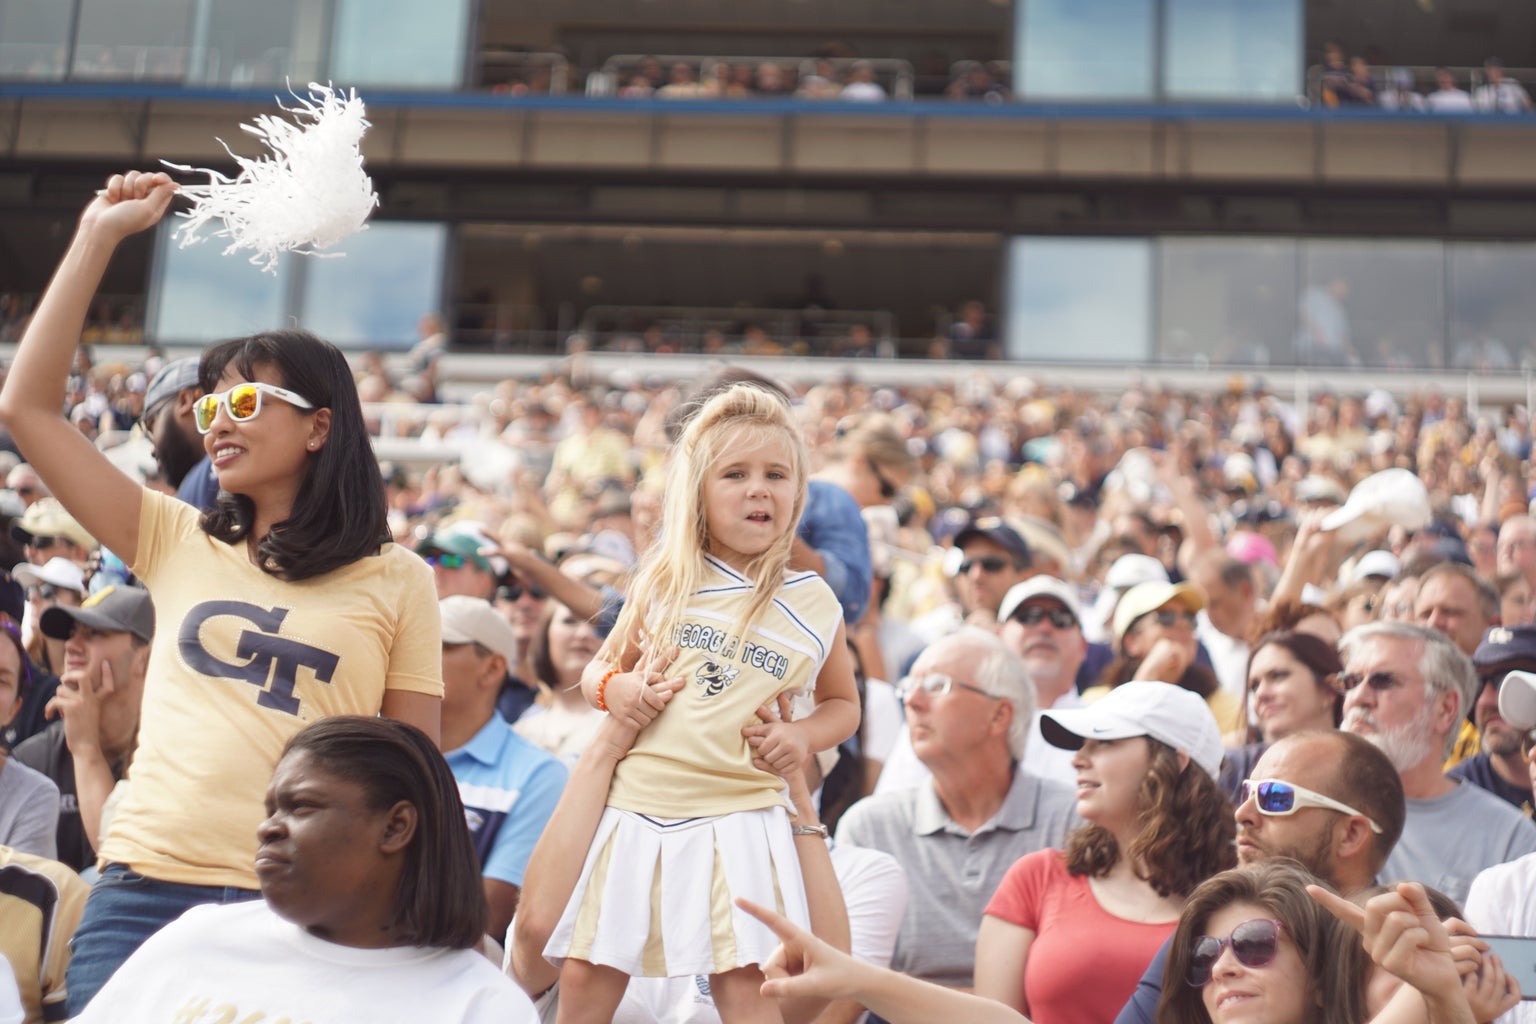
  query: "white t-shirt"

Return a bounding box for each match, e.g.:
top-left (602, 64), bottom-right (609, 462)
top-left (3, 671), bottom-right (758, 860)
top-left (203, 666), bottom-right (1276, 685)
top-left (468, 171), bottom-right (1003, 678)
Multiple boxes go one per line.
top-left (73, 901), bottom-right (536, 1024)
top-left (1465, 852), bottom-right (1536, 1024)
top-left (0, 955), bottom-right (20, 1024)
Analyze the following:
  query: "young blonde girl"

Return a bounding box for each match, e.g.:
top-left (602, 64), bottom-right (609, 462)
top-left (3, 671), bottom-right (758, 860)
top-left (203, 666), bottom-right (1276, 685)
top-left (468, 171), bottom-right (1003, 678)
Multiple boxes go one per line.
top-left (546, 383), bottom-right (861, 1023)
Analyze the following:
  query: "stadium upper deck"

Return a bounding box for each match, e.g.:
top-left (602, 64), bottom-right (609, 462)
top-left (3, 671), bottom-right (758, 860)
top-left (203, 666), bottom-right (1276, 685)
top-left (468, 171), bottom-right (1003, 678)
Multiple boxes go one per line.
top-left (3, 0), bottom-right (1536, 372)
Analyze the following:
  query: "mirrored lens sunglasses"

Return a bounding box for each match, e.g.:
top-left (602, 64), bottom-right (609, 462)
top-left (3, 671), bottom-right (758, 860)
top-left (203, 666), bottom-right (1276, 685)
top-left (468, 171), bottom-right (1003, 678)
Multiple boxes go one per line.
top-left (1240, 778), bottom-right (1384, 834)
top-left (193, 382), bottom-right (315, 434)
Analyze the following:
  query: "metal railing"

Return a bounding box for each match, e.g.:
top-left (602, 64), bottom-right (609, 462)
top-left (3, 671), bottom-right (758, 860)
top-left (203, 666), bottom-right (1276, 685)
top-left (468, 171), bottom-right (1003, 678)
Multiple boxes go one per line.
top-left (1305, 63), bottom-right (1536, 109)
top-left (586, 54), bottom-right (915, 100)
top-left (477, 50), bottom-right (571, 95)
top-left (572, 304), bottom-right (898, 355)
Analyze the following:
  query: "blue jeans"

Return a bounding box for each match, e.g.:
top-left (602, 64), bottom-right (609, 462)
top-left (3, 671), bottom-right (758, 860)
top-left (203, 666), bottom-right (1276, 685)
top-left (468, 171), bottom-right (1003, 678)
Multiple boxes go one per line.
top-left (66, 864), bottom-right (259, 1016)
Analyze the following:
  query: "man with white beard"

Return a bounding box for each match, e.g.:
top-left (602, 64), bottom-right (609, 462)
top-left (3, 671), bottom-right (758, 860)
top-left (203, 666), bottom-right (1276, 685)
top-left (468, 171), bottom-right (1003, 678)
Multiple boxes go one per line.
top-left (1339, 620), bottom-right (1536, 904)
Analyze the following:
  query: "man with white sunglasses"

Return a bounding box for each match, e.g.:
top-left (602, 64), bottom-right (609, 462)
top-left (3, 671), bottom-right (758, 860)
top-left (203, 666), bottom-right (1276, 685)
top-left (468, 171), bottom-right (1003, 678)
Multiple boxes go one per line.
top-left (1115, 727), bottom-right (1406, 1024)
top-left (836, 627), bottom-right (1077, 993)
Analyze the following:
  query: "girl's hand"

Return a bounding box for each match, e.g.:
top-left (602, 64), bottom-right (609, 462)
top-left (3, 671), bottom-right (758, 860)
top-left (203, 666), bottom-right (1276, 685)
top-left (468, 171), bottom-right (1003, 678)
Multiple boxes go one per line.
top-left (81, 171), bottom-right (178, 244)
top-left (743, 712), bottom-right (810, 776)
top-left (603, 668), bottom-right (678, 730)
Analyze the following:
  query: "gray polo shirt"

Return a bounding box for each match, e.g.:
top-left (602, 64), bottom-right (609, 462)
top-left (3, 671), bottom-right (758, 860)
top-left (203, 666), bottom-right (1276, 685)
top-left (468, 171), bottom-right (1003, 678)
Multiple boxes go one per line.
top-left (835, 767), bottom-right (1078, 988)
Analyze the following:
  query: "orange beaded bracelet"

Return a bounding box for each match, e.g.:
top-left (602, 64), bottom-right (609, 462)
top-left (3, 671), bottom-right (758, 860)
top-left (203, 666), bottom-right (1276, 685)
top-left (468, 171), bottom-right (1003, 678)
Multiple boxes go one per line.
top-left (595, 666), bottom-right (620, 712)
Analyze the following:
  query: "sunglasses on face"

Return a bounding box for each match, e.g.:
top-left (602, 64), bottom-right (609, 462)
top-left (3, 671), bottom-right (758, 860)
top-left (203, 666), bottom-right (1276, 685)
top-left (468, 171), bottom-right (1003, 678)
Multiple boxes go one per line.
top-left (427, 554), bottom-right (491, 572)
top-left (496, 581), bottom-right (547, 603)
top-left (1336, 671), bottom-right (1403, 693)
top-left (1146, 608), bottom-right (1196, 628)
top-left (26, 535), bottom-right (64, 551)
top-left (959, 556), bottom-right (1011, 575)
top-left (193, 382), bottom-right (315, 434)
top-left (1186, 918), bottom-right (1285, 987)
top-left (866, 457), bottom-right (899, 501)
top-left (26, 584), bottom-right (69, 601)
top-left (1012, 604), bottom-right (1077, 630)
top-left (896, 672), bottom-right (1001, 702)
top-left (1240, 778), bottom-right (1384, 834)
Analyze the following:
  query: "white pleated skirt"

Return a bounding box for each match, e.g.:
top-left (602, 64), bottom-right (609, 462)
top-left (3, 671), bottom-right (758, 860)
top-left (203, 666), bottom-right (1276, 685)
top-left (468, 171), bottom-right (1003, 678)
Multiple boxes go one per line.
top-left (544, 804), bottom-right (809, 978)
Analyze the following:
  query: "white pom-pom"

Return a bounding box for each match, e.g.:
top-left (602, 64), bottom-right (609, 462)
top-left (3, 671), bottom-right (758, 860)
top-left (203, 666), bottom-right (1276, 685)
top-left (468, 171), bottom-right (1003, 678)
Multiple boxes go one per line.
top-left (164, 83), bottom-right (379, 274)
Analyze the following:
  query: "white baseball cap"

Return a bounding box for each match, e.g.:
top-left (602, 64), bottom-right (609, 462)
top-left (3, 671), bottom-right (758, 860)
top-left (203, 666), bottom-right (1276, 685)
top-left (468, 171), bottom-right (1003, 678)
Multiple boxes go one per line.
top-left (1040, 680), bottom-right (1224, 780)
top-left (439, 596), bottom-right (520, 666)
top-left (998, 576), bottom-right (1085, 629)
top-left (1320, 469), bottom-right (1431, 545)
top-left (13, 557), bottom-right (86, 596)
top-left (1498, 670), bottom-right (1536, 733)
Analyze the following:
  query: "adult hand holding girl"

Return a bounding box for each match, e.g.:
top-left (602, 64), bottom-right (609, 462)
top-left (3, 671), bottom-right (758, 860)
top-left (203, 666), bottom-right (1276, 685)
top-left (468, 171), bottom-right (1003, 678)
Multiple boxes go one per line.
top-left (743, 692), bottom-right (810, 776)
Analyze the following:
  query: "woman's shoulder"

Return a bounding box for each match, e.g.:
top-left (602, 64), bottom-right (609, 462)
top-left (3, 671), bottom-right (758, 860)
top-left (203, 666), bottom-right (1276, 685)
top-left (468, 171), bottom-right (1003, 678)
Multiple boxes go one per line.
top-left (1004, 847), bottom-right (1070, 884)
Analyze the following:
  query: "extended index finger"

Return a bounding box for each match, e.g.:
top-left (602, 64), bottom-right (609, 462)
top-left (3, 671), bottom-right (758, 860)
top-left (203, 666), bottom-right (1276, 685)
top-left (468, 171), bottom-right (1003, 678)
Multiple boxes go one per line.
top-left (776, 692), bottom-right (795, 724)
top-left (1308, 884), bottom-right (1366, 935)
top-left (736, 897), bottom-right (806, 945)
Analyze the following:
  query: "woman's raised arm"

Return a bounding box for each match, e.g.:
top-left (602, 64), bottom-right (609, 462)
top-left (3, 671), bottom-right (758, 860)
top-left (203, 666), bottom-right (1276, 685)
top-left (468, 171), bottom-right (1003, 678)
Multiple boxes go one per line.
top-left (0, 171), bottom-right (179, 563)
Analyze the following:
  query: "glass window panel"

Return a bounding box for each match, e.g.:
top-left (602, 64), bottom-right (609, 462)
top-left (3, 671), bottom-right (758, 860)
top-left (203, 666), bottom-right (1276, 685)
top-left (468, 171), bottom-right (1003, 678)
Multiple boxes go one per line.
top-left (0, 0), bottom-right (71, 80)
top-left (150, 228), bottom-right (287, 345)
top-left (1300, 240), bottom-right (1445, 370)
top-left (299, 223), bottom-right (447, 350)
top-left (1005, 238), bottom-right (1151, 361)
top-left (331, 0), bottom-right (469, 89)
top-left (1448, 243), bottom-right (1536, 372)
top-left (73, 0), bottom-right (193, 81)
top-left (1015, 0), bottom-right (1154, 100)
top-left (1158, 238), bottom-right (1298, 366)
top-left (1164, 0), bottom-right (1301, 101)
top-left (185, 0), bottom-right (327, 87)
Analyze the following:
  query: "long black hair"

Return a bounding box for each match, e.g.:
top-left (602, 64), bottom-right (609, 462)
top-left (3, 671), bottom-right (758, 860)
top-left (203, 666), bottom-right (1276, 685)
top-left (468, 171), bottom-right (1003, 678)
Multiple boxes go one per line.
top-left (199, 330), bottom-right (389, 581)
top-left (282, 717), bottom-right (487, 949)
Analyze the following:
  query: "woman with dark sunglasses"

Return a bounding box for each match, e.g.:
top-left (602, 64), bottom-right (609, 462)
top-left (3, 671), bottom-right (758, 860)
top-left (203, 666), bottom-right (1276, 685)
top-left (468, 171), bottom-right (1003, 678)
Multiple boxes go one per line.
top-left (1159, 862), bottom-right (1503, 1024)
top-left (1158, 861), bottom-right (1362, 1024)
top-left (0, 172), bottom-right (443, 1014)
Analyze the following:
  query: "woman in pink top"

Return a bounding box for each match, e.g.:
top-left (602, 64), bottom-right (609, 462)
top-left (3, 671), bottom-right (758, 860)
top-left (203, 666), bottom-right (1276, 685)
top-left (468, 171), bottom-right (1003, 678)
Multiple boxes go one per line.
top-left (975, 682), bottom-right (1236, 1024)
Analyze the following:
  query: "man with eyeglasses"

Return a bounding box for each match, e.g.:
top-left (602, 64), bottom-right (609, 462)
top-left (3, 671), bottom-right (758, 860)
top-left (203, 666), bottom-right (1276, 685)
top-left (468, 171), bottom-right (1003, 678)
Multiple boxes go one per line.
top-left (1339, 620), bottom-right (1536, 905)
top-left (836, 627), bottom-right (1077, 993)
top-left (437, 595), bottom-right (567, 944)
top-left (951, 518), bottom-right (1034, 624)
top-left (1448, 625), bottom-right (1536, 813)
top-left (1114, 728), bottom-right (1405, 1024)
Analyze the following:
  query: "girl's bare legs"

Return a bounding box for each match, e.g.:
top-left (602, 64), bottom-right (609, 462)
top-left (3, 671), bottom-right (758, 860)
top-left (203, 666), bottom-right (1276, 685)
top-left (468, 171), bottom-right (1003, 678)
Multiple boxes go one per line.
top-left (554, 958), bottom-right (630, 1024)
top-left (712, 965), bottom-right (784, 1024)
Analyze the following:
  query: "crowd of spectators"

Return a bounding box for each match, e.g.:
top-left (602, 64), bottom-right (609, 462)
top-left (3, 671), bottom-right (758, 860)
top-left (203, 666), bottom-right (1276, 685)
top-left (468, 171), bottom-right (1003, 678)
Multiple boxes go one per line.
top-left (1318, 43), bottom-right (1534, 113)
top-left (9, 324), bottom-right (1536, 1020)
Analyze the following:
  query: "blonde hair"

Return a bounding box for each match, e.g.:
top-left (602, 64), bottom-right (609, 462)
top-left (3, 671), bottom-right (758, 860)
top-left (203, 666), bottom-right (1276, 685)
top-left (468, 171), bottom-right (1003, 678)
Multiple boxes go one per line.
top-left (602, 383), bottom-right (808, 668)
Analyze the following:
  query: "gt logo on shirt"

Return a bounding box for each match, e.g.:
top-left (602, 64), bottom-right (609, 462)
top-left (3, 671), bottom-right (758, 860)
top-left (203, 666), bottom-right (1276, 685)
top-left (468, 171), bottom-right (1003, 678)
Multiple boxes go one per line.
top-left (179, 600), bottom-right (340, 716)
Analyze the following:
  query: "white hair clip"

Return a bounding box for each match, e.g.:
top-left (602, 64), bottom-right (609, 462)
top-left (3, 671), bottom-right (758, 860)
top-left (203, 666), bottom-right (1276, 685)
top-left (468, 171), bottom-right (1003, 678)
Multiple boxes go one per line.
top-left (163, 82), bottom-right (379, 274)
